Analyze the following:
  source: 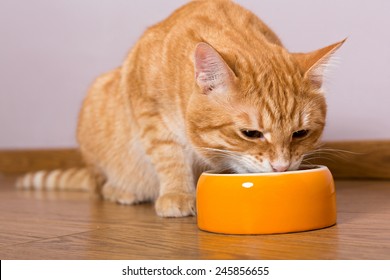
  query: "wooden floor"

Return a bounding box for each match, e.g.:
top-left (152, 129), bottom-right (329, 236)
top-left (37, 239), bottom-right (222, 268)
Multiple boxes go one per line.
top-left (0, 174), bottom-right (389, 260)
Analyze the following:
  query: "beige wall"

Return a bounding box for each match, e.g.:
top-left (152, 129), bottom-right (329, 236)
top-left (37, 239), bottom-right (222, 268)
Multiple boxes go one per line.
top-left (1, 0), bottom-right (389, 148)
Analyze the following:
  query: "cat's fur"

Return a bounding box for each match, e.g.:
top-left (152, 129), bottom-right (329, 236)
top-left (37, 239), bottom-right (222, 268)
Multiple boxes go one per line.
top-left (17, 0), bottom-right (345, 217)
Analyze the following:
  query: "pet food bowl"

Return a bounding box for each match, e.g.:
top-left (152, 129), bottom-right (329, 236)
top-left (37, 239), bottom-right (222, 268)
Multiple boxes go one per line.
top-left (196, 165), bottom-right (336, 234)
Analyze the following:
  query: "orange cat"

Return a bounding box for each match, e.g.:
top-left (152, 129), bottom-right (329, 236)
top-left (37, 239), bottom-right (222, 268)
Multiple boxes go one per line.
top-left (17, 0), bottom-right (345, 217)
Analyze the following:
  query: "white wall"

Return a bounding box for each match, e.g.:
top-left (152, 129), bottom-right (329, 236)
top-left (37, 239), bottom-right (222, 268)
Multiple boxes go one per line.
top-left (1, 0), bottom-right (389, 149)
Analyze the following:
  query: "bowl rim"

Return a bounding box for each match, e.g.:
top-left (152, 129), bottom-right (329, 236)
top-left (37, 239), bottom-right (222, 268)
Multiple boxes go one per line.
top-left (201, 165), bottom-right (328, 177)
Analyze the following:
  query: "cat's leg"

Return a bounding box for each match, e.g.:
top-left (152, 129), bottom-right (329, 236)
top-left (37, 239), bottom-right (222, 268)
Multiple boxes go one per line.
top-left (153, 145), bottom-right (196, 217)
top-left (98, 136), bottom-right (160, 206)
top-left (98, 160), bottom-right (159, 206)
top-left (138, 121), bottom-right (196, 217)
top-left (101, 181), bottom-right (137, 205)
top-left (101, 182), bottom-right (117, 202)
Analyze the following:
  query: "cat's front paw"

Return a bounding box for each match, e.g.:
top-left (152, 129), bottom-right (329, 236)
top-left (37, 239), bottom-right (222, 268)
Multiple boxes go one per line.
top-left (155, 192), bottom-right (196, 217)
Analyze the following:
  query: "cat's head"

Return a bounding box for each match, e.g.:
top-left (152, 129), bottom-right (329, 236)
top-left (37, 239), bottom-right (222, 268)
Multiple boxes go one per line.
top-left (187, 40), bottom-right (345, 173)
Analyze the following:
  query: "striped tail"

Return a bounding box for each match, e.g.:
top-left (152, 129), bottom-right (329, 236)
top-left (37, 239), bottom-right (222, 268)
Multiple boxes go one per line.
top-left (16, 168), bottom-right (95, 191)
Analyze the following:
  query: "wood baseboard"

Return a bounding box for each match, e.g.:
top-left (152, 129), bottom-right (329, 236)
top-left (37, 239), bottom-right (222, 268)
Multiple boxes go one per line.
top-left (1, 140), bottom-right (389, 179)
top-left (310, 140), bottom-right (390, 179)
top-left (0, 149), bottom-right (84, 174)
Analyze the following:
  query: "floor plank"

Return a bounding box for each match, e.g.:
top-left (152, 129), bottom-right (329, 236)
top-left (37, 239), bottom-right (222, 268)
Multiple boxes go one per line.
top-left (0, 174), bottom-right (389, 259)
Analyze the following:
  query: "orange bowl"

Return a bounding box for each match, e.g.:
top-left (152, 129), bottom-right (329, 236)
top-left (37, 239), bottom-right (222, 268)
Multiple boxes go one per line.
top-left (196, 165), bottom-right (336, 234)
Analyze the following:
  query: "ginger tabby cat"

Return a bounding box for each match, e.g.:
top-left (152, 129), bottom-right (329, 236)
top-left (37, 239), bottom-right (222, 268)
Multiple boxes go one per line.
top-left (17, 0), bottom-right (345, 217)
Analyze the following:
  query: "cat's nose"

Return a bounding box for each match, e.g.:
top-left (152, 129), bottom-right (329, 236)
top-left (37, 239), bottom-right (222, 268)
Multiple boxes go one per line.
top-left (271, 164), bottom-right (289, 172)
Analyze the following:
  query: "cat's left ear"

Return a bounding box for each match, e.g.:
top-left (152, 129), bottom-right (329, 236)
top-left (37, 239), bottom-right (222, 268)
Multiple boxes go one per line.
top-left (194, 42), bottom-right (237, 94)
top-left (293, 38), bottom-right (346, 89)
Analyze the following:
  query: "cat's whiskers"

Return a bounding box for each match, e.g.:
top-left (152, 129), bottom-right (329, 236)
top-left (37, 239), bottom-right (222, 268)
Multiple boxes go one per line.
top-left (199, 147), bottom-right (264, 173)
top-left (302, 155), bottom-right (336, 163)
top-left (199, 147), bottom-right (245, 163)
top-left (312, 146), bottom-right (360, 155)
top-left (303, 147), bottom-right (359, 164)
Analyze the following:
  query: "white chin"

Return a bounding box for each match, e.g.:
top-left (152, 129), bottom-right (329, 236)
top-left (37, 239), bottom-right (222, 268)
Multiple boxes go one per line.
top-left (230, 164), bottom-right (271, 174)
top-left (289, 159), bottom-right (303, 171)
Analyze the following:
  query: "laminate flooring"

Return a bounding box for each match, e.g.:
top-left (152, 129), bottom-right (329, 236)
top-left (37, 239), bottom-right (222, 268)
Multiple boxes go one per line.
top-left (0, 174), bottom-right (389, 259)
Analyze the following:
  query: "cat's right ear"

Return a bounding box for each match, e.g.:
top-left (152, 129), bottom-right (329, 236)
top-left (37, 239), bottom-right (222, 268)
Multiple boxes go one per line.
top-left (194, 43), bottom-right (236, 94)
top-left (293, 39), bottom-right (346, 89)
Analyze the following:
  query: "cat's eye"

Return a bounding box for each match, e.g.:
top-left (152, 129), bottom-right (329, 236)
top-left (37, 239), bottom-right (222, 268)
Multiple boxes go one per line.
top-left (292, 129), bottom-right (309, 139)
top-left (241, 130), bottom-right (264, 139)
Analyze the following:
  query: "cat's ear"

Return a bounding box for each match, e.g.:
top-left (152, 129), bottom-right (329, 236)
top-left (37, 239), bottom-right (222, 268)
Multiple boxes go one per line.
top-left (194, 42), bottom-right (236, 94)
top-left (294, 39), bottom-right (346, 89)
